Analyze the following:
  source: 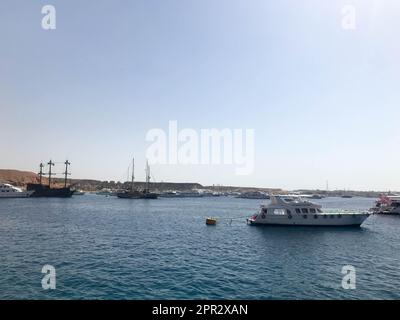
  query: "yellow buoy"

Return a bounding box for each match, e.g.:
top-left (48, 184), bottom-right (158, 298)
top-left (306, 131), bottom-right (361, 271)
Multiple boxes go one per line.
top-left (206, 217), bottom-right (217, 225)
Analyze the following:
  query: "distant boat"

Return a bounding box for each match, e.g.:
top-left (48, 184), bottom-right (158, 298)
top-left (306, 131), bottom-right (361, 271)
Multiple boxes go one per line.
top-left (0, 183), bottom-right (34, 198)
top-left (179, 191), bottom-right (204, 198)
top-left (199, 191), bottom-right (222, 197)
top-left (159, 191), bottom-right (178, 198)
top-left (296, 194), bottom-right (324, 199)
top-left (310, 194), bottom-right (324, 199)
top-left (117, 158), bottom-right (158, 199)
top-left (159, 191), bottom-right (204, 198)
top-left (341, 195), bottom-right (353, 198)
top-left (371, 195), bottom-right (400, 215)
top-left (73, 190), bottom-right (85, 195)
top-left (236, 191), bottom-right (269, 200)
top-left (96, 189), bottom-right (113, 196)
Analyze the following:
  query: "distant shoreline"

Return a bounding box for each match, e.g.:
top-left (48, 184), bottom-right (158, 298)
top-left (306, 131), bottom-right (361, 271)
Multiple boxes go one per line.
top-left (0, 169), bottom-right (392, 197)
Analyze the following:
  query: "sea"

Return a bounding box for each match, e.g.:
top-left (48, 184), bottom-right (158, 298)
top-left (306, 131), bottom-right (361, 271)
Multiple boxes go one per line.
top-left (1, 195), bottom-right (399, 300)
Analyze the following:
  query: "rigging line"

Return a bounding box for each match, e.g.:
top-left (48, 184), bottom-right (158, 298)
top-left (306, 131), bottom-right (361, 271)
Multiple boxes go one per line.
top-left (206, 215), bottom-right (250, 220)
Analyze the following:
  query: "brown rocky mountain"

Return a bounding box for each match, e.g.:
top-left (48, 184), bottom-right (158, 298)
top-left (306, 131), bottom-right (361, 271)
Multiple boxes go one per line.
top-left (0, 169), bottom-right (41, 186)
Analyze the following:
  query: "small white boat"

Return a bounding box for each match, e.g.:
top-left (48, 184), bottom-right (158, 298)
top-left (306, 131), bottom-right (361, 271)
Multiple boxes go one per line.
top-left (247, 195), bottom-right (370, 227)
top-left (0, 183), bottom-right (34, 198)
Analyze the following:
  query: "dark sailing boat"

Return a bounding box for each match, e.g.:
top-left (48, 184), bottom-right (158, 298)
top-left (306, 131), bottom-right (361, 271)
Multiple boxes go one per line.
top-left (141, 160), bottom-right (158, 199)
top-left (27, 160), bottom-right (74, 197)
top-left (117, 158), bottom-right (158, 199)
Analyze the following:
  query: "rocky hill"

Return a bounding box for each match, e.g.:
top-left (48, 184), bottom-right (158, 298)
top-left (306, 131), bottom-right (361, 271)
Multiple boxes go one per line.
top-left (0, 169), bottom-right (41, 186)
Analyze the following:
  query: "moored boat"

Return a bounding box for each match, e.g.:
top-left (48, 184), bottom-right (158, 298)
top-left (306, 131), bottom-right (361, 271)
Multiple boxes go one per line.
top-left (27, 160), bottom-right (74, 198)
top-left (371, 195), bottom-right (400, 215)
top-left (247, 195), bottom-right (370, 226)
top-left (117, 158), bottom-right (158, 199)
top-left (0, 183), bottom-right (34, 198)
top-left (236, 191), bottom-right (269, 199)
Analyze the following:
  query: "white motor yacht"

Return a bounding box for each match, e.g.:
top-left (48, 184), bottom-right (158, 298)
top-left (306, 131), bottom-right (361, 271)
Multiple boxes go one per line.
top-left (247, 195), bottom-right (370, 226)
top-left (0, 183), bottom-right (34, 198)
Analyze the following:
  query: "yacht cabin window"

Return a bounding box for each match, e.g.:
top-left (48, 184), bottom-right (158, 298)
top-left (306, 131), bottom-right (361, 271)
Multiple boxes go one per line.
top-left (301, 208), bottom-right (308, 214)
top-left (273, 209), bottom-right (286, 215)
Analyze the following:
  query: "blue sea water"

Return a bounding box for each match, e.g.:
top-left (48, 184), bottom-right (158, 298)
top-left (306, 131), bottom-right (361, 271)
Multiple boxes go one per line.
top-left (0, 195), bottom-right (400, 300)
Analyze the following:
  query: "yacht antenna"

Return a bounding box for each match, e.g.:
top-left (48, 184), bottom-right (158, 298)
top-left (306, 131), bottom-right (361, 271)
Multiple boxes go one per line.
top-left (47, 160), bottom-right (55, 187)
top-left (38, 163), bottom-right (45, 185)
top-left (63, 160), bottom-right (71, 188)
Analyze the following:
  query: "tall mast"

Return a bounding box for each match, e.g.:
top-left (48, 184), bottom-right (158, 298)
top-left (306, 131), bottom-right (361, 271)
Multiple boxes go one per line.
top-left (38, 163), bottom-right (44, 185)
top-left (64, 160), bottom-right (71, 188)
top-left (48, 160), bottom-right (55, 187)
top-left (145, 160), bottom-right (150, 192)
top-left (131, 157), bottom-right (135, 191)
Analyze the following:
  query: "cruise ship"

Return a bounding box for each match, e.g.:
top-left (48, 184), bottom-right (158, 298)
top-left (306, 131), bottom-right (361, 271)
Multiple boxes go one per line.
top-left (0, 183), bottom-right (34, 198)
top-left (247, 195), bottom-right (370, 226)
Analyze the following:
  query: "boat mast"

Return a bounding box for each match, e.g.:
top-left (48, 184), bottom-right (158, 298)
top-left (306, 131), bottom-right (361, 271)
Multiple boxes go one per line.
top-left (48, 160), bottom-right (55, 187)
top-left (38, 163), bottom-right (44, 185)
top-left (64, 160), bottom-right (71, 188)
top-left (131, 157), bottom-right (135, 191)
top-left (145, 160), bottom-right (150, 192)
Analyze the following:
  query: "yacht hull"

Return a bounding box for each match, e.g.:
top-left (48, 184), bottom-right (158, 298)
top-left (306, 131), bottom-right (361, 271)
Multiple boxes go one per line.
top-left (0, 191), bottom-right (34, 198)
top-left (248, 213), bottom-right (370, 227)
top-left (27, 184), bottom-right (74, 198)
top-left (374, 209), bottom-right (400, 215)
top-left (117, 191), bottom-right (158, 199)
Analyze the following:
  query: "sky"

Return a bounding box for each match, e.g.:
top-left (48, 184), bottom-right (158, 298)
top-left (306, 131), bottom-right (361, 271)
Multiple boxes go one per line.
top-left (1, 0), bottom-right (400, 191)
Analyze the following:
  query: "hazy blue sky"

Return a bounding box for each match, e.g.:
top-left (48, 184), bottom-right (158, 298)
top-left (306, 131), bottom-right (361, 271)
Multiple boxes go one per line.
top-left (1, 0), bottom-right (400, 190)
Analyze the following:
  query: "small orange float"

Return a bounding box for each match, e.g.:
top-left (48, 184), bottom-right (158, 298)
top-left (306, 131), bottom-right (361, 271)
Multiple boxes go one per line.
top-left (206, 217), bottom-right (217, 225)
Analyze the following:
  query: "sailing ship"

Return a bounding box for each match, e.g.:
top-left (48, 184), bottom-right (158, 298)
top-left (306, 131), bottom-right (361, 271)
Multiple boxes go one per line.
top-left (117, 158), bottom-right (158, 199)
top-left (27, 160), bottom-right (74, 197)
